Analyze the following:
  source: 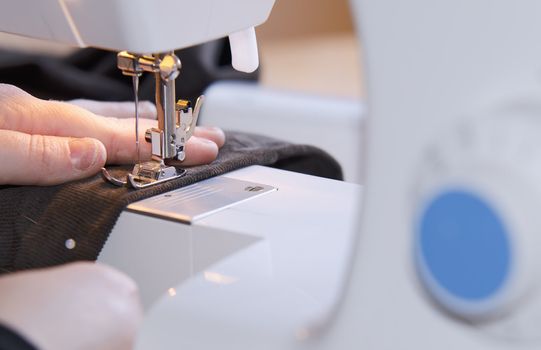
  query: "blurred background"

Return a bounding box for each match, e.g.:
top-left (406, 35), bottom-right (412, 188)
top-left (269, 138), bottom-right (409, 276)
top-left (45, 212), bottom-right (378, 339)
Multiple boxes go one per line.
top-left (257, 0), bottom-right (364, 99)
top-left (0, 0), bottom-right (363, 99)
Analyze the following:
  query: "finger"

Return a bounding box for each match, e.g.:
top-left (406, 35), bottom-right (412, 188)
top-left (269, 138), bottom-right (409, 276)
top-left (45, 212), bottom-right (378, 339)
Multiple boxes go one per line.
top-left (181, 136), bottom-right (219, 166)
top-left (193, 126), bottom-right (226, 148)
top-left (0, 130), bottom-right (106, 185)
top-left (0, 88), bottom-right (154, 138)
top-left (68, 99), bottom-right (157, 119)
top-left (0, 87), bottom-right (151, 164)
top-left (0, 86), bottom-right (219, 166)
top-left (103, 120), bottom-right (222, 165)
top-left (0, 85), bottom-right (112, 136)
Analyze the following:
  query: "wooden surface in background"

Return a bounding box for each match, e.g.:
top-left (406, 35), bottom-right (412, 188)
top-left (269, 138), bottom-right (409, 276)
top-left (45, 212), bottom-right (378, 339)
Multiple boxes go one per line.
top-left (259, 33), bottom-right (364, 99)
top-left (257, 0), bottom-right (354, 40)
top-left (258, 0), bottom-right (364, 98)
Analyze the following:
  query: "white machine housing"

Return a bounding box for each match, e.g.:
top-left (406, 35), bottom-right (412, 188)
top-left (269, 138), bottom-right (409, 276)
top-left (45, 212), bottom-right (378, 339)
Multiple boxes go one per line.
top-left (8, 0), bottom-right (541, 349)
top-left (0, 0), bottom-right (274, 54)
top-left (117, 1), bottom-right (541, 349)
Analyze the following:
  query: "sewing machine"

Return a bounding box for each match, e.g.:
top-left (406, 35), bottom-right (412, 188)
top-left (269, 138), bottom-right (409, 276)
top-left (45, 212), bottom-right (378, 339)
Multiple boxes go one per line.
top-left (5, 0), bottom-right (541, 349)
top-left (120, 1), bottom-right (541, 349)
top-left (0, 0), bottom-right (362, 346)
top-left (1, 0), bottom-right (272, 187)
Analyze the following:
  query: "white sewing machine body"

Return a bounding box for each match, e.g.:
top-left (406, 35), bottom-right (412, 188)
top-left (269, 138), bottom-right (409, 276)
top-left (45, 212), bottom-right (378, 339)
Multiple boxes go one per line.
top-left (98, 165), bottom-right (361, 324)
top-left (0, 0), bottom-right (274, 187)
top-left (0, 0), bottom-right (274, 54)
top-left (107, 0), bottom-right (541, 349)
top-left (6, 0), bottom-right (541, 349)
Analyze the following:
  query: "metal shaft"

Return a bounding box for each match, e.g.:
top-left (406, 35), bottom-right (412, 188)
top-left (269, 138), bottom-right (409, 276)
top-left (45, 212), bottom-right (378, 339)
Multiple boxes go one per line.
top-left (155, 72), bottom-right (177, 159)
top-left (132, 75), bottom-right (141, 168)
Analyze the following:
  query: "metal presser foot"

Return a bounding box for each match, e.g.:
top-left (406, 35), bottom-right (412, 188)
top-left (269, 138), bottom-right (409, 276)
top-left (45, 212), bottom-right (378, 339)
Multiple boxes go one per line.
top-left (102, 51), bottom-right (204, 190)
top-left (101, 161), bottom-right (186, 189)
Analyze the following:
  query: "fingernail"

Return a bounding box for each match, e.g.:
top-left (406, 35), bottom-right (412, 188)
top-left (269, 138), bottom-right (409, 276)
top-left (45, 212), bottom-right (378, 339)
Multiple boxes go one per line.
top-left (69, 139), bottom-right (102, 171)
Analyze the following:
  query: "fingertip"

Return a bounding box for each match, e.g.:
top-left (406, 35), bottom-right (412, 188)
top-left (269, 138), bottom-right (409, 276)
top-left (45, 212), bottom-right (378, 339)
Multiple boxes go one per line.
top-left (69, 138), bottom-right (106, 173)
top-left (193, 126), bottom-right (226, 148)
top-left (215, 128), bottom-right (226, 148)
top-left (197, 137), bottom-right (219, 161)
top-left (94, 139), bottom-right (107, 167)
top-left (182, 136), bottom-right (219, 166)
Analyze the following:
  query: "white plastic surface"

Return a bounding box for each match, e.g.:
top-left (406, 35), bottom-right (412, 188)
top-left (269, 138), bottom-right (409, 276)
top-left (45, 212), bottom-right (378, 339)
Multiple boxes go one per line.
top-left (229, 27), bottom-right (259, 73)
top-left (0, 0), bottom-right (275, 53)
top-left (131, 1), bottom-right (541, 349)
top-left (98, 211), bottom-right (259, 309)
top-left (201, 82), bottom-right (365, 184)
top-left (405, 101), bottom-right (541, 340)
top-left (320, 1), bottom-right (541, 349)
top-left (0, 0), bottom-right (80, 45)
top-left (115, 166), bottom-right (362, 349)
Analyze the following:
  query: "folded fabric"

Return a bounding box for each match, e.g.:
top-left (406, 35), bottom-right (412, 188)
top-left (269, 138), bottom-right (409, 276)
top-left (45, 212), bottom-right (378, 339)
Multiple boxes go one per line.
top-left (0, 131), bottom-right (342, 274)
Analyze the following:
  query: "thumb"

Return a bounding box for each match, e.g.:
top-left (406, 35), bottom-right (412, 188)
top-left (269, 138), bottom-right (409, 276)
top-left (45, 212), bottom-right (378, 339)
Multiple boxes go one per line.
top-left (0, 130), bottom-right (106, 185)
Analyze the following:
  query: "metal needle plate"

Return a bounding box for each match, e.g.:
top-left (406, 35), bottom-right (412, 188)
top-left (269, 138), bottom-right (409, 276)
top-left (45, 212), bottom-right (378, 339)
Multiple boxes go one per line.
top-left (126, 176), bottom-right (277, 224)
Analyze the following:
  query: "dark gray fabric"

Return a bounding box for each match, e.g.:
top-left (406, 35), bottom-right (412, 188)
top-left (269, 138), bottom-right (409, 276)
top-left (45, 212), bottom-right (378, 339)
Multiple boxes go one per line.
top-left (0, 40), bottom-right (258, 104)
top-left (0, 324), bottom-right (37, 350)
top-left (0, 131), bottom-right (342, 274)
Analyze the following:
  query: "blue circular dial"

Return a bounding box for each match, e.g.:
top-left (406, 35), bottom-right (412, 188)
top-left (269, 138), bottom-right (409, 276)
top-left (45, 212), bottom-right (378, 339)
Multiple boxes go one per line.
top-left (416, 190), bottom-right (512, 302)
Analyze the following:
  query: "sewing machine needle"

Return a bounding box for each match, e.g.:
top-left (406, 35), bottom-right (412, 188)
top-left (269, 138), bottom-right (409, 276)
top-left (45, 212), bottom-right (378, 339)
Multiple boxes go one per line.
top-left (132, 75), bottom-right (141, 169)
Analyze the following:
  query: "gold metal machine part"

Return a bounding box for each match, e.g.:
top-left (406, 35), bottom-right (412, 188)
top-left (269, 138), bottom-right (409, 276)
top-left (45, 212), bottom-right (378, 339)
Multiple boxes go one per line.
top-left (102, 51), bottom-right (204, 189)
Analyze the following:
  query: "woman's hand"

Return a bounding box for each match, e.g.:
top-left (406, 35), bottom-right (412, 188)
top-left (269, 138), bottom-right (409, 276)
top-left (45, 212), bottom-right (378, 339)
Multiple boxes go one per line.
top-left (0, 84), bottom-right (225, 185)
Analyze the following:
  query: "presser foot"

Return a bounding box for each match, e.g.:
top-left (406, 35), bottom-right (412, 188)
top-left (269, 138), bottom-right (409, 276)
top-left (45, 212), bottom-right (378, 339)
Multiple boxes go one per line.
top-left (101, 161), bottom-right (186, 189)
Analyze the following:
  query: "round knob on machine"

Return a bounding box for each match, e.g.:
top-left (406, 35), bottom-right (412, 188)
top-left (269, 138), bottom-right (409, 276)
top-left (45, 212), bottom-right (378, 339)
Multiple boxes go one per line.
top-left (413, 98), bottom-right (541, 337)
top-left (416, 189), bottom-right (516, 319)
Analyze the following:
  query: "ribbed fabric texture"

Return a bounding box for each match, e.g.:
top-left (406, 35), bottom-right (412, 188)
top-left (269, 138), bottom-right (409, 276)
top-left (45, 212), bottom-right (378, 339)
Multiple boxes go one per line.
top-left (0, 131), bottom-right (342, 274)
